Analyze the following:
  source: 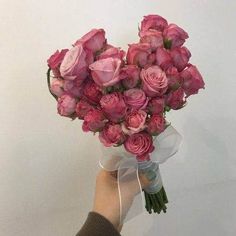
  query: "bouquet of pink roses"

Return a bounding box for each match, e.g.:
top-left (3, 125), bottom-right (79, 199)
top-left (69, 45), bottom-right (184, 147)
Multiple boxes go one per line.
top-left (46, 14), bottom-right (204, 216)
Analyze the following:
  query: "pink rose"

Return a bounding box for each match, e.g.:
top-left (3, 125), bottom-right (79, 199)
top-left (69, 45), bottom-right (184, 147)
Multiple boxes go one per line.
top-left (166, 87), bottom-right (185, 110)
top-left (156, 47), bottom-right (173, 71)
top-left (83, 80), bottom-right (102, 104)
top-left (127, 43), bottom-right (151, 67)
top-left (139, 29), bottom-right (164, 51)
top-left (147, 53), bottom-right (156, 65)
top-left (89, 58), bottom-right (122, 87)
top-left (140, 15), bottom-right (168, 32)
top-left (75, 99), bottom-right (94, 119)
top-left (147, 98), bottom-right (165, 114)
top-left (166, 66), bottom-right (183, 90)
top-left (82, 109), bottom-right (107, 132)
top-left (100, 92), bottom-right (127, 122)
top-left (124, 132), bottom-right (154, 161)
top-left (163, 23), bottom-right (189, 49)
top-left (180, 65), bottom-right (205, 97)
top-left (122, 110), bottom-right (147, 135)
top-left (63, 78), bottom-right (85, 98)
top-left (147, 114), bottom-right (166, 135)
top-left (141, 66), bottom-right (168, 97)
top-left (60, 45), bottom-right (88, 81)
top-left (47, 49), bottom-right (68, 77)
top-left (99, 124), bottom-right (126, 147)
top-left (171, 46), bottom-right (191, 72)
top-left (57, 94), bottom-right (77, 117)
top-left (74, 29), bottom-right (106, 53)
top-left (50, 78), bottom-right (64, 97)
top-left (98, 47), bottom-right (125, 60)
top-left (121, 65), bottom-right (141, 89)
top-left (124, 88), bottom-right (148, 110)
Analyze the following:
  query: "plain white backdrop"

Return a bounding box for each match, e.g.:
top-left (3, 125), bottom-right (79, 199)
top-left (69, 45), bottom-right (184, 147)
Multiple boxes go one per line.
top-left (0, 0), bottom-right (236, 235)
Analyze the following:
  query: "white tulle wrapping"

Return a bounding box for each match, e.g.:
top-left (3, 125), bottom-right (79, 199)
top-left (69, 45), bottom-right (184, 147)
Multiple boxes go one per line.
top-left (99, 125), bottom-right (182, 224)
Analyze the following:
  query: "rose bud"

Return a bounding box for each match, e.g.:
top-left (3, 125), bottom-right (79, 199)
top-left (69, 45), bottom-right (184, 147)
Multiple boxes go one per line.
top-left (100, 92), bottom-right (127, 122)
top-left (83, 80), bottom-right (102, 104)
top-left (121, 65), bottom-right (141, 89)
top-left (180, 65), bottom-right (205, 97)
top-left (99, 123), bottom-right (126, 147)
top-left (74, 29), bottom-right (106, 53)
top-left (141, 65), bottom-right (168, 97)
top-left (139, 29), bottom-right (164, 51)
top-left (171, 46), bottom-right (191, 72)
top-left (147, 114), bottom-right (166, 135)
top-left (98, 47), bottom-right (125, 60)
top-left (166, 87), bottom-right (185, 110)
top-left (124, 132), bottom-right (154, 161)
top-left (122, 110), bottom-right (147, 135)
top-left (82, 109), bottom-right (107, 132)
top-left (60, 45), bottom-right (88, 82)
top-left (50, 78), bottom-right (65, 97)
top-left (57, 94), bottom-right (77, 117)
top-left (163, 23), bottom-right (189, 49)
top-left (156, 47), bottom-right (173, 71)
top-left (126, 43), bottom-right (151, 67)
top-left (124, 88), bottom-right (148, 110)
top-left (147, 98), bottom-right (165, 115)
top-left (165, 66), bottom-right (183, 90)
top-left (140, 15), bottom-right (168, 33)
top-left (89, 57), bottom-right (122, 87)
top-left (75, 99), bottom-right (94, 119)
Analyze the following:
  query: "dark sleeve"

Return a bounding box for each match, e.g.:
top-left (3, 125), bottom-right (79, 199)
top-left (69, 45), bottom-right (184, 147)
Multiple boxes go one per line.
top-left (76, 211), bottom-right (121, 236)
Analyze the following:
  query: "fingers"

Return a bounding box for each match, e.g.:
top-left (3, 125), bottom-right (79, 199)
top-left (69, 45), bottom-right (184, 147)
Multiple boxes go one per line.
top-left (138, 173), bottom-right (151, 188)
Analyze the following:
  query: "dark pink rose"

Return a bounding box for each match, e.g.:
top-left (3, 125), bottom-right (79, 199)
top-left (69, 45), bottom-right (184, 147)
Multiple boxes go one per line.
top-left (180, 65), bottom-right (205, 97)
top-left (163, 23), bottom-right (189, 49)
top-left (89, 58), bottom-right (122, 87)
top-left (63, 78), bottom-right (85, 98)
top-left (83, 80), bottom-right (102, 104)
top-left (147, 98), bottom-right (165, 114)
top-left (141, 65), bottom-right (168, 97)
top-left (156, 47), bottom-right (173, 71)
top-left (124, 88), bottom-right (148, 110)
top-left (166, 87), bottom-right (185, 110)
top-left (140, 29), bottom-right (164, 51)
top-left (166, 66), bottom-right (183, 90)
top-left (171, 46), bottom-right (191, 72)
top-left (147, 53), bottom-right (156, 65)
top-left (147, 114), bottom-right (166, 135)
top-left (122, 110), bottom-right (147, 135)
top-left (75, 99), bottom-right (94, 119)
top-left (57, 94), bottom-right (77, 117)
top-left (47, 49), bottom-right (68, 77)
top-left (121, 65), bottom-right (141, 89)
top-left (74, 29), bottom-right (106, 53)
top-left (99, 124), bottom-right (126, 147)
top-left (50, 78), bottom-right (64, 97)
top-left (140, 15), bottom-right (168, 32)
top-left (100, 92), bottom-right (127, 122)
top-left (98, 47), bottom-right (125, 60)
top-left (127, 43), bottom-right (151, 67)
top-left (60, 45), bottom-right (88, 81)
top-left (124, 132), bottom-right (154, 161)
top-left (82, 109), bottom-right (107, 132)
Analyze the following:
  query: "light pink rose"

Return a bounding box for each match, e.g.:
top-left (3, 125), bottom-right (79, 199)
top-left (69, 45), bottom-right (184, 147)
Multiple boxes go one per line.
top-left (171, 46), bottom-right (191, 72)
top-left (141, 66), bottom-right (168, 97)
top-left (75, 99), bottom-right (94, 119)
top-left (140, 29), bottom-right (164, 51)
top-left (57, 94), bottom-right (77, 117)
top-left (124, 132), bottom-right (154, 161)
top-left (147, 98), bottom-right (165, 114)
top-left (50, 78), bottom-right (64, 97)
top-left (165, 66), bottom-right (183, 90)
top-left (156, 47), bottom-right (173, 71)
top-left (89, 58), bottom-right (122, 87)
top-left (98, 47), bottom-right (125, 60)
top-left (163, 23), bottom-right (189, 49)
top-left (82, 109), bottom-right (107, 132)
top-left (180, 65), bottom-right (205, 97)
top-left (99, 124), bottom-right (126, 147)
top-left (123, 110), bottom-right (147, 135)
top-left (166, 87), bottom-right (185, 110)
top-left (127, 43), bottom-right (151, 67)
top-left (100, 92), bottom-right (127, 122)
top-left (63, 78), bottom-right (85, 98)
top-left (147, 114), bottom-right (166, 135)
top-left (124, 88), bottom-right (148, 110)
top-left (140, 15), bottom-right (168, 32)
top-left (121, 65), bottom-right (141, 89)
top-left (74, 29), bottom-right (106, 53)
top-left (83, 80), bottom-right (102, 104)
top-left (60, 45), bottom-right (88, 81)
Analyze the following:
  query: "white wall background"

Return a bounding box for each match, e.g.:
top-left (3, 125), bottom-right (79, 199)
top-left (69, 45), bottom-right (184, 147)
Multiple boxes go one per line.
top-left (0, 0), bottom-right (236, 235)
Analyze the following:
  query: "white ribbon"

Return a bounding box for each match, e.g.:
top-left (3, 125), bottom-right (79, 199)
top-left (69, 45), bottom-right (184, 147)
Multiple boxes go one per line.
top-left (99, 125), bottom-right (182, 224)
